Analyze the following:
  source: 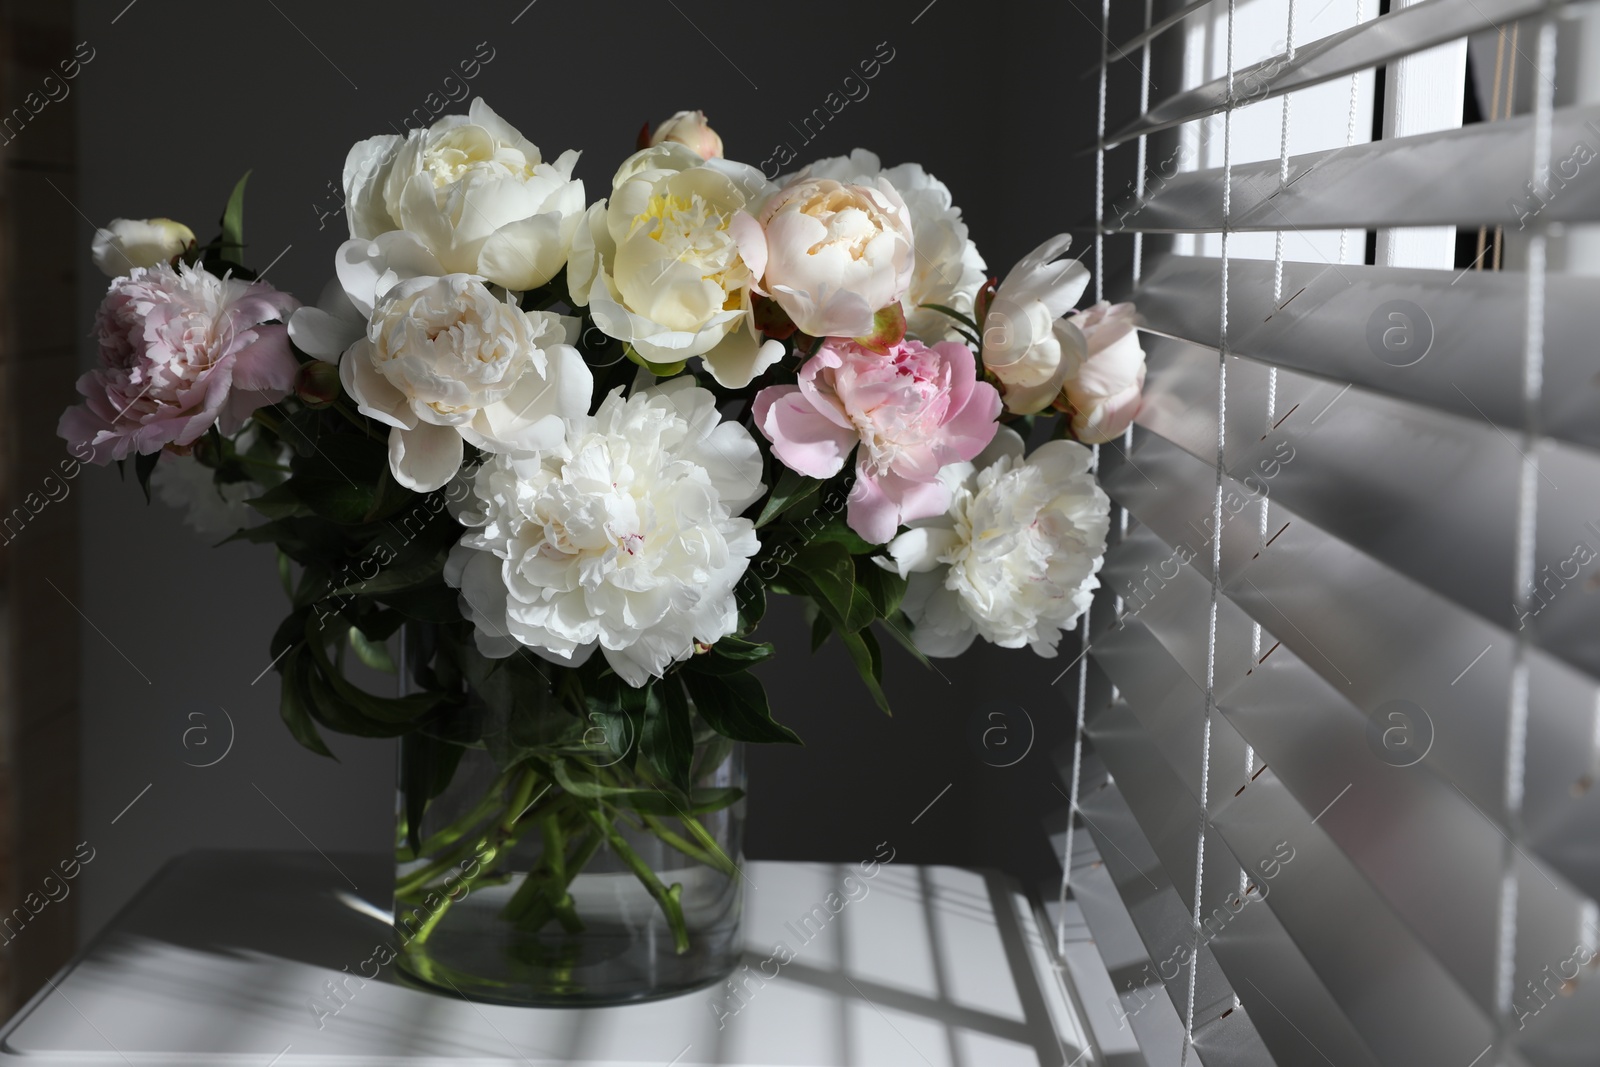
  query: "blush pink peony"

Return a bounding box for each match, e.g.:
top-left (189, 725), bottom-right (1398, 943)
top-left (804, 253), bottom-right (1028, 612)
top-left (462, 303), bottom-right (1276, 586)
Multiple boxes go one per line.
top-left (59, 263), bottom-right (300, 462)
top-left (753, 338), bottom-right (1001, 544)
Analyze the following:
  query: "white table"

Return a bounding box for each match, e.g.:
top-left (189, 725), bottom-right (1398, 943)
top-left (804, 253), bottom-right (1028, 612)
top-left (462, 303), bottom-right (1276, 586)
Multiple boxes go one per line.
top-left (0, 851), bottom-right (1091, 1066)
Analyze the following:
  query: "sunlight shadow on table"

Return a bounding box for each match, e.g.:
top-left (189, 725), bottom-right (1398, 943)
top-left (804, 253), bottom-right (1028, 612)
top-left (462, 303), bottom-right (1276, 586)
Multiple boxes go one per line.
top-left (0, 851), bottom-right (1088, 1066)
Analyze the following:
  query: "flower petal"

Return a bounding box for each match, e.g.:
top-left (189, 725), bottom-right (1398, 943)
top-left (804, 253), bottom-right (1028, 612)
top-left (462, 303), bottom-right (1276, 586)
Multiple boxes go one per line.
top-left (700, 327), bottom-right (784, 389)
top-left (754, 386), bottom-right (853, 480)
top-left (477, 210), bottom-right (577, 291)
top-left (389, 421), bottom-right (463, 493)
top-left (339, 340), bottom-right (412, 429)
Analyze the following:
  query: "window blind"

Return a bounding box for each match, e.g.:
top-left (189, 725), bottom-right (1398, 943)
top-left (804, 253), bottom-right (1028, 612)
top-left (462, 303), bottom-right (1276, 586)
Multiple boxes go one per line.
top-left (1053, 1), bottom-right (1600, 1064)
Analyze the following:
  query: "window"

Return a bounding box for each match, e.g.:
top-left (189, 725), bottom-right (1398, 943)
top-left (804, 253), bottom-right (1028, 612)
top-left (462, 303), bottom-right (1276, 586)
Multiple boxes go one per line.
top-left (1057, 1), bottom-right (1600, 1062)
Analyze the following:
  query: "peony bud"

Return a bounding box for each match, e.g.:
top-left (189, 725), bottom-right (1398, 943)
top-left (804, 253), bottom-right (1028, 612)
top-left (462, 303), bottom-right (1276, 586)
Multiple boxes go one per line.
top-left (1054, 301), bottom-right (1146, 444)
top-left (294, 359), bottom-right (343, 408)
top-left (648, 110), bottom-right (723, 160)
top-left (90, 218), bottom-right (195, 277)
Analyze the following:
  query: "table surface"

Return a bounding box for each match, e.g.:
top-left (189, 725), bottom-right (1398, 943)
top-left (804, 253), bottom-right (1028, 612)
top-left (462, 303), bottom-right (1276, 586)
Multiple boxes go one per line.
top-left (0, 851), bottom-right (1089, 1066)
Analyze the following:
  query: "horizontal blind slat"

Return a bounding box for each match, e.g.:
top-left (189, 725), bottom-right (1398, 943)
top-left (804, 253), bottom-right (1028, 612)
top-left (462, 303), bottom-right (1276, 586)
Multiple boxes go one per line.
top-left (1111, 103), bottom-right (1600, 231)
top-left (1104, 0), bottom-right (1560, 146)
top-left (1131, 336), bottom-right (1600, 684)
top-left (1099, 432), bottom-right (1600, 842)
top-left (1132, 257), bottom-right (1600, 453)
top-left (1100, 530), bottom-right (1589, 1016)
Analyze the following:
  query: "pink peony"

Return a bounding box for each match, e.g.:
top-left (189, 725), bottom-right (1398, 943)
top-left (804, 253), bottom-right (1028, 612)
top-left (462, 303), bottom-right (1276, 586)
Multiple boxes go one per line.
top-left (59, 263), bottom-right (300, 462)
top-left (754, 338), bottom-right (1001, 544)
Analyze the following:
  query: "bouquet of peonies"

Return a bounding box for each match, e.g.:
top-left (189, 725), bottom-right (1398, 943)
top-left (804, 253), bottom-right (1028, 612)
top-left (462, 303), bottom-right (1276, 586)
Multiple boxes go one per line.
top-left (59, 101), bottom-right (1144, 995)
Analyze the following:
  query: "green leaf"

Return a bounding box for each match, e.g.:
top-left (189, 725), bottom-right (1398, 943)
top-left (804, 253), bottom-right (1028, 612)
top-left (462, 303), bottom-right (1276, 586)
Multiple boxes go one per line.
top-left (755, 466), bottom-right (824, 528)
top-left (735, 576), bottom-right (766, 636)
top-left (809, 605), bottom-right (833, 652)
top-left (577, 670), bottom-right (650, 766)
top-left (276, 549), bottom-right (294, 599)
top-left (645, 677), bottom-right (695, 792)
top-left (220, 171), bottom-right (251, 267)
top-left (287, 434), bottom-right (387, 524)
top-left (851, 561), bottom-right (907, 622)
top-left (305, 612), bottom-right (441, 725)
top-left (399, 732), bottom-right (466, 854)
top-left (348, 626), bottom-right (395, 672)
top-left (680, 670), bottom-right (802, 745)
top-left (134, 450), bottom-right (160, 505)
top-left (247, 480), bottom-right (311, 520)
top-left (839, 626), bottom-right (892, 716)
top-left (328, 546), bottom-right (450, 598)
top-left (781, 540), bottom-right (857, 629)
top-left (377, 582), bottom-right (464, 623)
top-left (919, 302), bottom-right (981, 334)
top-left (278, 651), bottom-right (335, 759)
top-left (684, 637), bottom-right (776, 676)
top-left (805, 517), bottom-right (876, 554)
top-left (876, 612), bottom-right (933, 670)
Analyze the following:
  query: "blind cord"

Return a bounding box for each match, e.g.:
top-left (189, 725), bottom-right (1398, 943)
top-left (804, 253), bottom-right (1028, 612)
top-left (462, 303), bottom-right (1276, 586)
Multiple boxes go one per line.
top-left (1183, 0), bottom-right (1235, 1060)
top-left (1493, 15), bottom-right (1555, 1062)
top-left (1057, 0), bottom-right (1119, 964)
top-left (1245, 0), bottom-right (1300, 946)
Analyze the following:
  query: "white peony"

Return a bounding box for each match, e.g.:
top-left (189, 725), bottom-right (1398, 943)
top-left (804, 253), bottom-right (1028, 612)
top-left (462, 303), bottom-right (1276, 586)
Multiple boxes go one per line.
top-left (879, 428), bottom-right (1109, 657)
top-left (152, 454), bottom-right (259, 538)
top-left (341, 98), bottom-right (584, 291)
top-left (445, 377), bottom-right (764, 687)
top-left (567, 143), bottom-right (782, 388)
top-left (339, 272), bottom-right (592, 492)
top-left (755, 173), bottom-right (915, 339)
top-left (151, 427), bottom-right (290, 538)
top-left (983, 234), bottom-right (1091, 416)
top-left (91, 217), bottom-right (195, 277)
top-left (803, 150), bottom-right (986, 342)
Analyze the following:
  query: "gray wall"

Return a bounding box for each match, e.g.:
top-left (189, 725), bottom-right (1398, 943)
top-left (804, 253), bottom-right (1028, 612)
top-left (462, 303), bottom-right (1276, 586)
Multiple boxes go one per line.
top-left (69, 0), bottom-right (1104, 941)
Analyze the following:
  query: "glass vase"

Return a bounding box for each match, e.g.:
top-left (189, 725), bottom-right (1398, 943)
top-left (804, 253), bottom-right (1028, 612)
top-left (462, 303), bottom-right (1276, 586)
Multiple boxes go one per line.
top-left (391, 699), bottom-right (745, 1006)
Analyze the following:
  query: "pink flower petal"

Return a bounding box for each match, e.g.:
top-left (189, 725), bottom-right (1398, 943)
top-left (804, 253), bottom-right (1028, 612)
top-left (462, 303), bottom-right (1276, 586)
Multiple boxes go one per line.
top-left (754, 385), bottom-right (854, 479)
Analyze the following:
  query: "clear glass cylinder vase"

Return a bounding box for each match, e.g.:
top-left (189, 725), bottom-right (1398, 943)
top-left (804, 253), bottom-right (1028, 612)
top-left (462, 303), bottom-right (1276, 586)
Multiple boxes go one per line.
top-left (391, 691), bottom-right (745, 1005)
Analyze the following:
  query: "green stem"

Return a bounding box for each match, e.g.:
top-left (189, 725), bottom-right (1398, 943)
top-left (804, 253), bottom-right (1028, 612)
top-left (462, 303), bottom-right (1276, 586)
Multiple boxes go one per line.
top-left (396, 832), bottom-right (488, 900)
top-left (639, 813), bottom-right (735, 877)
top-left (415, 768), bottom-right (515, 857)
top-left (249, 409), bottom-right (284, 434)
top-left (675, 809), bottom-right (739, 877)
top-left (332, 399), bottom-right (386, 441)
top-left (585, 804), bottom-right (690, 954)
top-left (405, 767), bottom-right (540, 946)
top-left (233, 454), bottom-right (294, 473)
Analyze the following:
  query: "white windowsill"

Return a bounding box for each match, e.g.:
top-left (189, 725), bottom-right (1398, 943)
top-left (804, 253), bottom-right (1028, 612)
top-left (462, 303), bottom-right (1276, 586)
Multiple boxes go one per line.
top-left (0, 851), bottom-right (1093, 1066)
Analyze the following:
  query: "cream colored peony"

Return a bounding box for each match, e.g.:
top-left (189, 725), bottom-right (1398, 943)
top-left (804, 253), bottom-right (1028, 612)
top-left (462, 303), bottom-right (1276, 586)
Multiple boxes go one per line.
top-left (341, 98), bottom-right (584, 291)
top-left (803, 150), bottom-right (986, 342)
top-left (339, 273), bottom-right (591, 492)
top-left (879, 428), bottom-right (1109, 657)
top-left (755, 173), bottom-right (915, 339)
top-left (568, 142), bottom-right (782, 388)
top-left (445, 377), bottom-right (764, 687)
top-left (91, 218), bottom-right (195, 277)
